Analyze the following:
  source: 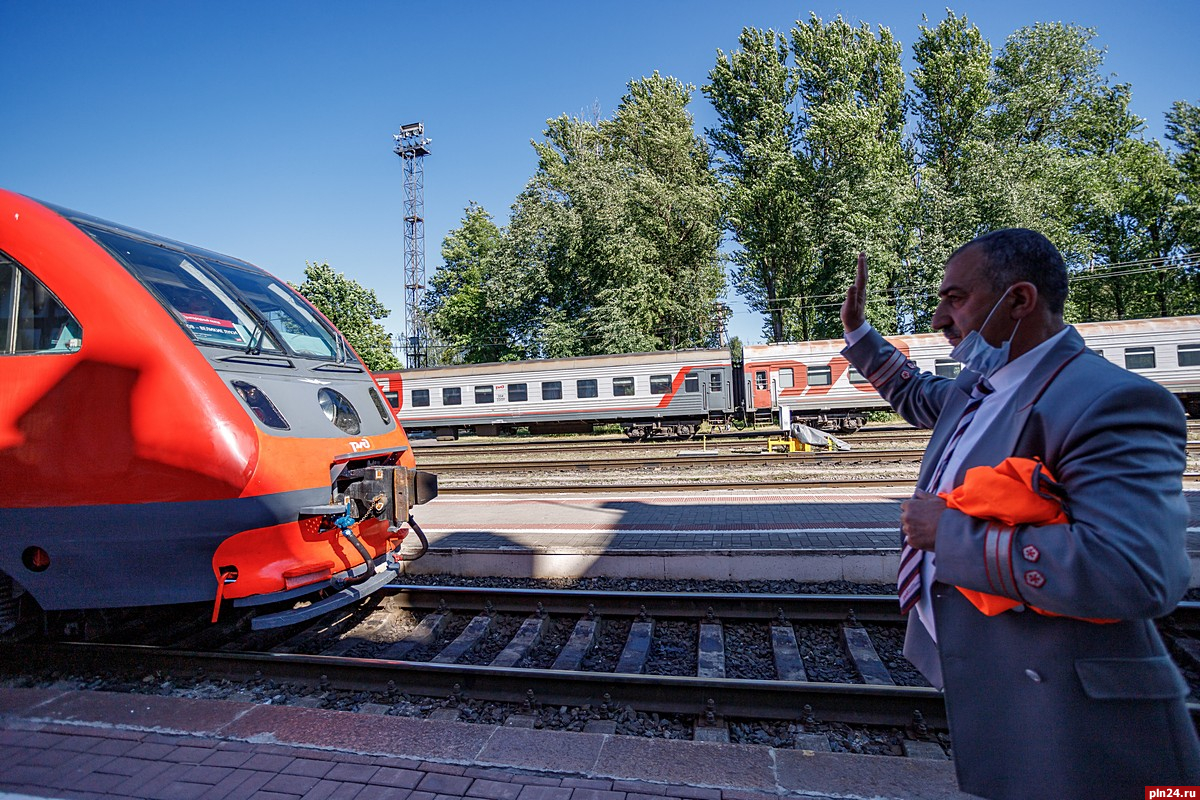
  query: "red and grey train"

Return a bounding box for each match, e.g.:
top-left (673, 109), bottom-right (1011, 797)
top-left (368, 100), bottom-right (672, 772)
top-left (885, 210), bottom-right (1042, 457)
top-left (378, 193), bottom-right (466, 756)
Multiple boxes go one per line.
top-left (0, 189), bottom-right (436, 631)
top-left (375, 316), bottom-right (1200, 439)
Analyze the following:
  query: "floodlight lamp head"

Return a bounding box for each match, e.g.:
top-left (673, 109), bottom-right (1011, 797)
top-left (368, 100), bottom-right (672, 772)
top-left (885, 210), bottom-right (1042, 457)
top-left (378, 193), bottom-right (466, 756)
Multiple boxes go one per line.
top-left (399, 122), bottom-right (424, 137)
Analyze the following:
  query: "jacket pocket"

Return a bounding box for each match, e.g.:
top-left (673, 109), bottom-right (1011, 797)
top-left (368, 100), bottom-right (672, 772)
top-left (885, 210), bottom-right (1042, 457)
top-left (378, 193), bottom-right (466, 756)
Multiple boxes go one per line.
top-left (1075, 656), bottom-right (1188, 700)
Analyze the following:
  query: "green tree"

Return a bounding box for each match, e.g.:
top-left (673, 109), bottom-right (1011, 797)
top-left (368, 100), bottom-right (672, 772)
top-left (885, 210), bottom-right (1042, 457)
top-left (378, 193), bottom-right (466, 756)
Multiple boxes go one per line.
top-left (1167, 100), bottom-right (1200, 251)
top-left (788, 14), bottom-right (913, 339)
top-left (295, 261), bottom-right (400, 371)
top-left (422, 202), bottom-right (519, 363)
top-left (706, 15), bottom-right (911, 341)
top-left (704, 28), bottom-right (803, 343)
top-left (496, 73), bottom-right (726, 356)
top-left (908, 11), bottom-right (993, 272)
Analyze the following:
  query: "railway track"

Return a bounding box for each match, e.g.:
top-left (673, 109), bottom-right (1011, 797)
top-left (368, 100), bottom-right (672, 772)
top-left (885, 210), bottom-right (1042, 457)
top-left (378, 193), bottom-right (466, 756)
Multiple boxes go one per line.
top-left (410, 426), bottom-right (931, 458)
top-left (6, 586), bottom-right (1200, 753)
top-left (420, 448), bottom-right (928, 474)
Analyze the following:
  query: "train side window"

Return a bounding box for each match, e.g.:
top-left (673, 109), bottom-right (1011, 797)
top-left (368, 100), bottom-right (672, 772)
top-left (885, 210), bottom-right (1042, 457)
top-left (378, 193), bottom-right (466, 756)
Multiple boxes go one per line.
top-left (754, 371), bottom-right (767, 390)
top-left (684, 374), bottom-right (699, 393)
top-left (709, 372), bottom-right (723, 392)
top-left (577, 379), bottom-right (598, 399)
top-left (650, 374), bottom-right (672, 395)
top-left (1124, 347), bottom-right (1156, 370)
top-left (935, 359), bottom-right (961, 378)
top-left (542, 381), bottom-right (563, 400)
top-left (509, 383), bottom-right (528, 402)
top-left (613, 377), bottom-right (635, 397)
top-left (808, 366), bottom-right (831, 386)
top-left (412, 389), bottom-right (430, 407)
top-left (443, 387), bottom-right (462, 405)
top-left (0, 255), bottom-right (83, 355)
top-left (475, 385), bottom-right (494, 404)
top-left (777, 368), bottom-right (794, 388)
top-left (384, 390), bottom-right (400, 409)
top-left (1179, 345), bottom-right (1200, 367)
top-left (848, 367), bottom-right (869, 384)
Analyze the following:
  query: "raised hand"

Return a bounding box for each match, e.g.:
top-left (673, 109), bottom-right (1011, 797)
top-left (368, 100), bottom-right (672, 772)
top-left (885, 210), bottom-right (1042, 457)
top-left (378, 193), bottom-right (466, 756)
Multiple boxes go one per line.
top-left (840, 251), bottom-right (868, 332)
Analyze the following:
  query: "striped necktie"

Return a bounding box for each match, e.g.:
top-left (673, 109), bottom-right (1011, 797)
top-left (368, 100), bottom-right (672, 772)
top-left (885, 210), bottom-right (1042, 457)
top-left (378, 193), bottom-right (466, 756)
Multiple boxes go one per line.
top-left (897, 378), bottom-right (995, 614)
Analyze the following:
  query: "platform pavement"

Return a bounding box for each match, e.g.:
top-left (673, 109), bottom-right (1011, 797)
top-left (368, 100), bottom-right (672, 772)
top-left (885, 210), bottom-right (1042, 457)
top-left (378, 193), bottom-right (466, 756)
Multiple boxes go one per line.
top-left (402, 487), bottom-right (1200, 584)
top-left (0, 687), bottom-right (973, 800)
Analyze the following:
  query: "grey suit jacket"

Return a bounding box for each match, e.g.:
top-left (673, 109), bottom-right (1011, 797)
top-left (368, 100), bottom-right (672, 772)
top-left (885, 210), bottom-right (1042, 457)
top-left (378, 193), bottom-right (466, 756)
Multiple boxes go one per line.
top-left (844, 325), bottom-right (1200, 800)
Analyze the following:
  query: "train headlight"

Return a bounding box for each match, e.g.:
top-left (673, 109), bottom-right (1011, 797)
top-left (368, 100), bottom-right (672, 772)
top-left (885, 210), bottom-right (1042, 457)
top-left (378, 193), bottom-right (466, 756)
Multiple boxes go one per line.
top-left (232, 380), bottom-right (290, 430)
top-left (318, 388), bottom-right (361, 435)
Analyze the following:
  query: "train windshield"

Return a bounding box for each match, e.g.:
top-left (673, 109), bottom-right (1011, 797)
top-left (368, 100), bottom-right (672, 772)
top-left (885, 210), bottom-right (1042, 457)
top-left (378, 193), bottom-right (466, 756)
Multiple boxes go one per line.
top-left (86, 226), bottom-right (339, 359)
top-left (199, 258), bottom-right (338, 359)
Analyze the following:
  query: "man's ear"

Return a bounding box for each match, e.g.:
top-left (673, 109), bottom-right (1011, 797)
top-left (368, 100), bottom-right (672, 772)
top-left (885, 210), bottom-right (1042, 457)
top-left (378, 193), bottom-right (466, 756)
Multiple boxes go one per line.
top-left (1009, 281), bottom-right (1039, 319)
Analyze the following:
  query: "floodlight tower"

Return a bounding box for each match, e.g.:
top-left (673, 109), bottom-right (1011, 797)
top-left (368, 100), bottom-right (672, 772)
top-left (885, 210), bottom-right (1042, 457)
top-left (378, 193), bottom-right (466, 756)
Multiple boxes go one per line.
top-left (393, 122), bottom-right (432, 368)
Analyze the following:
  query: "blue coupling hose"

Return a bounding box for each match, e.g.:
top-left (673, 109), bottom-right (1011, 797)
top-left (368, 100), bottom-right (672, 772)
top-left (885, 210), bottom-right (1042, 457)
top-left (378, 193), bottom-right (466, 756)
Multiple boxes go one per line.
top-left (333, 500), bottom-right (355, 533)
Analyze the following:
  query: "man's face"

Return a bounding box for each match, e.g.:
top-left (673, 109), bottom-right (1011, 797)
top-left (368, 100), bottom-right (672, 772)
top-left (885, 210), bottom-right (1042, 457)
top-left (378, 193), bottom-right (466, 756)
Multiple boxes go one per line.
top-left (931, 245), bottom-right (1011, 347)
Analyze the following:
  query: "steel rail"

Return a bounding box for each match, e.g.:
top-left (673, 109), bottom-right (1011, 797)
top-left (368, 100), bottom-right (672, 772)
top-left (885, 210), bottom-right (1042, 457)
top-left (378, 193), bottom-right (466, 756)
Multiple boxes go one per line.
top-left (381, 585), bottom-right (906, 623)
top-left (410, 429), bottom-right (932, 457)
top-left (7, 640), bottom-right (1197, 730)
top-left (382, 585), bottom-right (1200, 628)
top-left (0, 641), bottom-right (949, 728)
top-left (420, 449), bottom-right (928, 473)
top-left (438, 477), bottom-right (918, 494)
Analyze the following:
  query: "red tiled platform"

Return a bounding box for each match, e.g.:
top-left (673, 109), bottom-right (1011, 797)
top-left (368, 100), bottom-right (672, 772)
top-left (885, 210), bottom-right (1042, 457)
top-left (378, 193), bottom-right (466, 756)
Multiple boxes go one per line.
top-left (1, 687), bottom-right (971, 800)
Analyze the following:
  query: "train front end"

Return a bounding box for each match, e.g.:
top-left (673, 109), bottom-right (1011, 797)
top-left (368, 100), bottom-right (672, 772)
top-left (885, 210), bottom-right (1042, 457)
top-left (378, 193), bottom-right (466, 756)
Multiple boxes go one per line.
top-left (0, 191), bottom-right (436, 630)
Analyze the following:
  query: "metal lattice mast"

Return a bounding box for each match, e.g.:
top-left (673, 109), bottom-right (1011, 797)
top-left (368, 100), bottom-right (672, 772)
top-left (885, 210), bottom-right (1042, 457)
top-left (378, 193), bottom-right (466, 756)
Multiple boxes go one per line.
top-left (393, 122), bottom-right (431, 368)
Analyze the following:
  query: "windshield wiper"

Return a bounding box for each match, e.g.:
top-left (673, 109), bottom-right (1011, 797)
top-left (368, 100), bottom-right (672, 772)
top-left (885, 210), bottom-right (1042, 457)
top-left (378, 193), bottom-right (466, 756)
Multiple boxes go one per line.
top-left (245, 322), bottom-right (264, 355)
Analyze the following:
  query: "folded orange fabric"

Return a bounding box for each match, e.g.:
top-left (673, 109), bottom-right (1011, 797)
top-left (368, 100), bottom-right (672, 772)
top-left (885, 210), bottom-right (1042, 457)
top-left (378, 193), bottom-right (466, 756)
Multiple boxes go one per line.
top-left (939, 457), bottom-right (1115, 623)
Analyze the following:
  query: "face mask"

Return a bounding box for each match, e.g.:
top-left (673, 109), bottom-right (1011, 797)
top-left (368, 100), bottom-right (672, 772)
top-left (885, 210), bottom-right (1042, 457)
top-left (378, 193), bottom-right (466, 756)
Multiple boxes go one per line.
top-left (949, 288), bottom-right (1020, 378)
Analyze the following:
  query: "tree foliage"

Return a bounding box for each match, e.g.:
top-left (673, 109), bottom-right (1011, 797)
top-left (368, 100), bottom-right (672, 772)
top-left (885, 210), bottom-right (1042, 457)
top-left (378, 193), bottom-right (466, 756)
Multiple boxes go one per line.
top-left (295, 261), bottom-right (400, 371)
top-left (706, 10), bottom-right (1199, 340)
top-left (416, 11), bottom-right (1197, 356)
top-left (424, 73), bottom-right (725, 361)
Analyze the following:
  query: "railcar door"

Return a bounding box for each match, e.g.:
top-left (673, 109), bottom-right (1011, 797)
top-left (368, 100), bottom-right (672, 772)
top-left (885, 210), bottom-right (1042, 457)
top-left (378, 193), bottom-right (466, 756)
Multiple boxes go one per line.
top-left (698, 367), bottom-right (732, 413)
top-left (748, 365), bottom-right (772, 411)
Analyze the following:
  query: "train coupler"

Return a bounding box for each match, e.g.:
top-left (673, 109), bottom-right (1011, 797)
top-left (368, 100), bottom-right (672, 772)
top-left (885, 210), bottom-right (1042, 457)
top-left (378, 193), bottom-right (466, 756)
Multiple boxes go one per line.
top-left (340, 465), bottom-right (438, 529)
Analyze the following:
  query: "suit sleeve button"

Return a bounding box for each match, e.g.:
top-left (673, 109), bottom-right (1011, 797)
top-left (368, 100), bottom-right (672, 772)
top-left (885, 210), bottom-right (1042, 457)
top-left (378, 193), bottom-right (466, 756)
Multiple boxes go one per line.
top-left (1024, 669), bottom-right (1043, 683)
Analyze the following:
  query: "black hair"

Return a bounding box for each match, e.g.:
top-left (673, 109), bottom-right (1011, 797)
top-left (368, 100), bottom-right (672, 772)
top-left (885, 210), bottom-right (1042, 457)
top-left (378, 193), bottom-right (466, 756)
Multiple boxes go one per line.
top-left (951, 228), bottom-right (1069, 314)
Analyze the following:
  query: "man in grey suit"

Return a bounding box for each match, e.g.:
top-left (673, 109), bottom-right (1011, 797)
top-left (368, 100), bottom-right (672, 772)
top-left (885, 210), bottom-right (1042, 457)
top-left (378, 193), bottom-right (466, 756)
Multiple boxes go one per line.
top-left (840, 229), bottom-right (1200, 799)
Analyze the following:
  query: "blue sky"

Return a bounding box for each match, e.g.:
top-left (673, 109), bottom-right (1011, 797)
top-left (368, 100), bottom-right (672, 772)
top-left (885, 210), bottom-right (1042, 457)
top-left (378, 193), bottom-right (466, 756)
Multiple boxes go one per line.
top-left (3, 1), bottom-right (1197, 349)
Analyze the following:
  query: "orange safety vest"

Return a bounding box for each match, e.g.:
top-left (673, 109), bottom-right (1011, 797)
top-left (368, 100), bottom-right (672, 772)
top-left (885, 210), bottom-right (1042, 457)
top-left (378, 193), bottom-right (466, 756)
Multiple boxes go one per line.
top-left (939, 457), bottom-right (1116, 623)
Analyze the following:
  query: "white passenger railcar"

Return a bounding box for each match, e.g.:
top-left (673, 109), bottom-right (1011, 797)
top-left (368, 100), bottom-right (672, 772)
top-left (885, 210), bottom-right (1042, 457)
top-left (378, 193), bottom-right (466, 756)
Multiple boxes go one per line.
top-left (742, 315), bottom-right (1200, 432)
top-left (374, 349), bottom-right (735, 439)
top-left (373, 316), bottom-right (1200, 438)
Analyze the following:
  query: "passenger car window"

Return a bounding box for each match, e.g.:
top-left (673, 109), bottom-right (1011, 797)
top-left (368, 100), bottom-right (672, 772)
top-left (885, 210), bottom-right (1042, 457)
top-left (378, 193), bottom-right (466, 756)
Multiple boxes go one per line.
top-left (848, 367), bottom-right (869, 384)
top-left (1124, 347), bottom-right (1156, 370)
top-left (807, 366), bottom-right (831, 386)
top-left (684, 374), bottom-right (699, 393)
top-left (935, 359), bottom-right (961, 378)
top-left (412, 389), bottom-right (430, 407)
top-left (709, 373), bottom-right (723, 392)
top-left (443, 387), bottom-right (462, 405)
top-left (542, 381), bottom-right (563, 400)
top-left (613, 377), bottom-right (635, 396)
top-left (577, 379), bottom-right (598, 398)
top-left (754, 371), bottom-right (767, 390)
top-left (509, 383), bottom-right (528, 402)
top-left (1178, 344), bottom-right (1200, 367)
top-left (777, 368), bottom-right (794, 389)
top-left (0, 253), bottom-right (82, 355)
top-left (475, 385), bottom-right (494, 404)
top-left (650, 375), bottom-right (672, 395)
